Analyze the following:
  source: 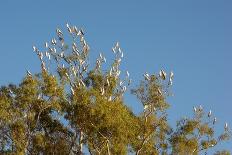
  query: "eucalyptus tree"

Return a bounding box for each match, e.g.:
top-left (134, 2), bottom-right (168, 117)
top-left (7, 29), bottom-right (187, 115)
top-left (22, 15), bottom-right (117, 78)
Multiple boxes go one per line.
top-left (0, 24), bottom-right (231, 155)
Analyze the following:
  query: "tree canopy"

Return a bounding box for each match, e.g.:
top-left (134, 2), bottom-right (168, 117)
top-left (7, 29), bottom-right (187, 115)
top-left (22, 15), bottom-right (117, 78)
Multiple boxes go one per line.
top-left (0, 24), bottom-right (231, 155)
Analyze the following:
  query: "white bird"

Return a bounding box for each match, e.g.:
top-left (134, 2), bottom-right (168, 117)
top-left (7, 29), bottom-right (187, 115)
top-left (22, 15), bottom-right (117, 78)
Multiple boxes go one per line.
top-left (56, 28), bottom-right (63, 36)
top-left (193, 106), bottom-right (197, 113)
top-left (119, 81), bottom-right (124, 86)
top-left (116, 70), bottom-right (121, 77)
top-left (112, 47), bottom-right (116, 54)
top-left (213, 117), bottom-right (217, 125)
top-left (60, 51), bottom-right (64, 58)
top-left (224, 122), bottom-right (228, 131)
top-left (27, 70), bottom-right (32, 77)
top-left (51, 38), bottom-right (57, 45)
top-left (122, 86), bottom-right (127, 92)
top-left (73, 26), bottom-right (78, 34)
top-left (143, 72), bottom-right (150, 80)
top-left (126, 71), bottom-right (130, 78)
top-left (39, 52), bottom-right (43, 60)
top-left (116, 58), bottom-right (122, 64)
top-left (208, 110), bottom-right (212, 117)
top-left (170, 71), bottom-right (174, 79)
top-left (53, 47), bottom-right (57, 53)
top-left (199, 105), bottom-right (203, 111)
top-left (158, 88), bottom-right (162, 95)
top-left (159, 70), bottom-right (167, 80)
top-left (45, 51), bottom-right (49, 57)
top-left (32, 46), bottom-right (37, 52)
top-left (168, 71), bottom-right (174, 85)
top-left (121, 51), bottom-right (123, 58)
top-left (66, 23), bottom-right (72, 33)
top-left (45, 42), bottom-right (49, 48)
top-left (99, 53), bottom-right (103, 59)
top-left (80, 28), bottom-right (85, 35)
top-left (118, 47), bottom-right (122, 53)
top-left (168, 78), bottom-right (173, 86)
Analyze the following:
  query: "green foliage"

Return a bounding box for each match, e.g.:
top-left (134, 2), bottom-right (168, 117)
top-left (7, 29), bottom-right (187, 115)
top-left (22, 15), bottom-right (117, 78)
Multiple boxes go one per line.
top-left (0, 24), bottom-right (231, 154)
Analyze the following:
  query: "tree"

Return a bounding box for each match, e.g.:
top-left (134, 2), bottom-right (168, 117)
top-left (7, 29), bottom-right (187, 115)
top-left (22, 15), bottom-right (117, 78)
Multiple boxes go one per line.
top-left (0, 24), bottom-right (231, 155)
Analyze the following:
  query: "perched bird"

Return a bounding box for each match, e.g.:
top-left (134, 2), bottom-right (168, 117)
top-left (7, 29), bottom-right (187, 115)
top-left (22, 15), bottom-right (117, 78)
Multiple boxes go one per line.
top-left (60, 51), bottom-right (65, 58)
top-left (73, 26), bottom-right (78, 34)
top-left (45, 42), bottom-right (49, 48)
top-left (213, 117), bottom-right (217, 125)
top-left (56, 28), bottom-right (63, 36)
top-left (158, 88), bottom-right (162, 95)
top-left (126, 71), bottom-right (130, 78)
top-left (208, 110), bottom-right (212, 117)
top-left (143, 72), bottom-right (150, 81)
top-left (159, 70), bottom-right (167, 80)
top-left (119, 81), bottom-right (124, 87)
top-left (66, 23), bottom-right (72, 33)
top-left (168, 78), bottom-right (173, 86)
top-left (193, 106), bottom-right (197, 113)
top-left (45, 51), bottom-right (49, 57)
top-left (51, 38), bottom-right (57, 45)
top-left (99, 53), bottom-right (103, 59)
top-left (112, 47), bottom-right (116, 54)
top-left (116, 70), bottom-right (121, 77)
top-left (224, 122), bottom-right (228, 131)
top-left (32, 46), bottom-right (37, 52)
top-left (80, 28), bottom-right (85, 35)
top-left (168, 71), bottom-right (174, 85)
top-left (170, 71), bottom-right (174, 79)
top-left (199, 105), bottom-right (203, 111)
top-left (39, 52), bottom-right (43, 60)
top-left (122, 86), bottom-right (127, 92)
top-left (27, 70), bottom-right (32, 77)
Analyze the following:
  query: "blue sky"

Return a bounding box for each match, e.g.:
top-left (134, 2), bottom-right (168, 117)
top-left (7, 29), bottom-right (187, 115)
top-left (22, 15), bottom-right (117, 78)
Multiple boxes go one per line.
top-left (0, 0), bottom-right (231, 152)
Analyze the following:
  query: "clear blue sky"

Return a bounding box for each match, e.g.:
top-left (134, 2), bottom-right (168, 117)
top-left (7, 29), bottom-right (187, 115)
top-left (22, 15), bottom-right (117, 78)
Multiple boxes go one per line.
top-left (0, 0), bottom-right (231, 152)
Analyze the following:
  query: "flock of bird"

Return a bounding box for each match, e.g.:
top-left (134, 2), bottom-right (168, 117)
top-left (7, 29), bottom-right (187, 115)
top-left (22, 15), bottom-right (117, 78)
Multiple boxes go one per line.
top-left (29, 23), bottom-right (229, 131)
top-left (193, 105), bottom-right (229, 131)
